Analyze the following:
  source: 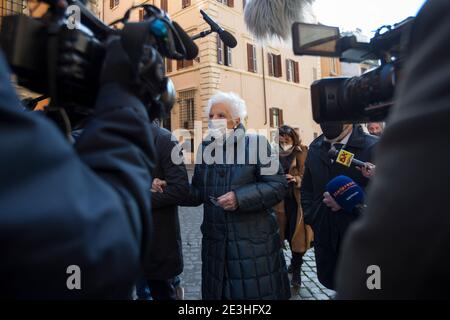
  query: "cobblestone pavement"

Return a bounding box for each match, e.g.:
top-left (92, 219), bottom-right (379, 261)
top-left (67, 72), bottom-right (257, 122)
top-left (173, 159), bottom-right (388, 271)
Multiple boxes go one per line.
top-left (179, 205), bottom-right (336, 300)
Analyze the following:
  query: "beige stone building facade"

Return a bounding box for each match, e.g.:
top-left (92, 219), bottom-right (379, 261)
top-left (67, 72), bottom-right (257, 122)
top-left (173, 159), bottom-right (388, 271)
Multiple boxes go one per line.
top-left (102, 0), bottom-right (323, 147)
top-left (1, 1), bottom-right (324, 146)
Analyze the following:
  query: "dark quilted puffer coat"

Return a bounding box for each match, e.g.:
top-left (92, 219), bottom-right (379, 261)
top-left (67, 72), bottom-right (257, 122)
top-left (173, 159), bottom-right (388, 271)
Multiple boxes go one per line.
top-left (188, 125), bottom-right (291, 300)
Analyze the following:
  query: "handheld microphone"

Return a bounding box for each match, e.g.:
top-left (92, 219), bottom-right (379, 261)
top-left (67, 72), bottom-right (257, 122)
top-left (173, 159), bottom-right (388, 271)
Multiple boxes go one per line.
top-left (328, 147), bottom-right (366, 168)
top-left (200, 10), bottom-right (237, 48)
top-left (326, 175), bottom-right (364, 213)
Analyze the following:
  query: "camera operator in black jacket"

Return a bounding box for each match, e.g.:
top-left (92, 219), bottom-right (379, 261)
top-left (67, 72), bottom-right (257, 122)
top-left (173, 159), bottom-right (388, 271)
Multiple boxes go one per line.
top-left (0, 35), bottom-right (155, 298)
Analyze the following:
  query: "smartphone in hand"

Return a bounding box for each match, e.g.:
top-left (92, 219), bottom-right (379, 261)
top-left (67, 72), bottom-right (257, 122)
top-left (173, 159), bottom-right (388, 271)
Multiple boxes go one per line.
top-left (209, 196), bottom-right (220, 207)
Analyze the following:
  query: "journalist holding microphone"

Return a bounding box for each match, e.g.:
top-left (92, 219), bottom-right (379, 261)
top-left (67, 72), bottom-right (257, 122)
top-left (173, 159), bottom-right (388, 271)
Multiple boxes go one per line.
top-left (300, 123), bottom-right (378, 290)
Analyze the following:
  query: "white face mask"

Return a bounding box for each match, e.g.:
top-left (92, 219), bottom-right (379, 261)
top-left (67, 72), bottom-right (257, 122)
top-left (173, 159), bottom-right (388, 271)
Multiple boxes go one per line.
top-left (281, 144), bottom-right (293, 151)
top-left (208, 119), bottom-right (228, 131)
top-left (208, 119), bottom-right (239, 145)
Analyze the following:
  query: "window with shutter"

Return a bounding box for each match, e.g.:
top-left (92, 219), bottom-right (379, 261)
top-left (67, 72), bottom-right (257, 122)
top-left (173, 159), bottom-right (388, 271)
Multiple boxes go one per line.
top-left (217, 34), bottom-right (232, 66)
top-left (274, 55), bottom-right (278, 77)
top-left (247, 44), bottom-right (253, 72)
top-left (275, 55), bottom-right (282, 78)
top-left (294, 61), bottom-right (300, 83)
top-left (177, 59), bottom-right (193, 70)
top-left (247, 44), bottom-right (257, 73)
top-left (226, 46), bottom-right (232, 67)
top-left (161, 0), bottom-right (168, 12)
top-left (138, 9), bottom-right (144, 21)
top-left (269, 108), bottom-right (274, 128)
top-left (268, 53), bottom-right (274, 76)
top-left (330, 58), bottom-right (338, 74)
top-left (217, 34), bottom-right (223, 65)
top-left (178, 90), bottom-right (196, 130)
top-left (182, 0), bottom-right (191, 9)
top-left (279, 109), bottom-right (284, 126)
top-left (286, 60), bottom-right (293, 82)
top-left (269, 108), bottom-right (280, 128)
top-left (166, 59), bottom-right (172, 73)
top-left (110, 0), bottom-right (119, 9)
top-left (216, 0), bottom-right (234, 6)
top-left (252, 46), bottom-right (257, 72)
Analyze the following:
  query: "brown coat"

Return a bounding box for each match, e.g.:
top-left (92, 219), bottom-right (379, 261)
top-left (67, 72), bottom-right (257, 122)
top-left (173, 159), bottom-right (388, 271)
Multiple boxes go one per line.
top-left (274, 145), bottom-right (314, 254)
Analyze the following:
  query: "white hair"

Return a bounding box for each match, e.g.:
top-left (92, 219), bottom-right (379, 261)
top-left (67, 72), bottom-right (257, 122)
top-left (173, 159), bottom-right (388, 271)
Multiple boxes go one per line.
top-left (207, 92), bottom-right (248, 121)
top-left (367, 122), bottom-right (385, 129)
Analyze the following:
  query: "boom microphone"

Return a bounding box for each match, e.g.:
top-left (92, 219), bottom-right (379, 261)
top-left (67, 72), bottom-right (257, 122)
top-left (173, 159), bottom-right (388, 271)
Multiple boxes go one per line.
top-left (172, 21), bottom-right (199, 60)
top-left (244, 0), bottom-right (314, 40)
top-left (200, 9), bottom-right (221, 33)
top-left (219, 30), bottom-right (238, 49)
top-left (200, 10), bottom-right (237, 48)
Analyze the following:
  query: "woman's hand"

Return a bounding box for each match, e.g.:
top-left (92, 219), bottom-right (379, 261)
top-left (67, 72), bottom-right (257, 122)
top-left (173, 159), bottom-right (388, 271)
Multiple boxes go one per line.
top-left (356, 162), bottom-right (376, 179)
top-left (151, 178), bottom-right (167, 193)
top-left (217, 192), bottom-right (239, 211)
top-left (323, 192), bottom-right (342, 212)
top-left (285, 174), bottom-right (296, 183)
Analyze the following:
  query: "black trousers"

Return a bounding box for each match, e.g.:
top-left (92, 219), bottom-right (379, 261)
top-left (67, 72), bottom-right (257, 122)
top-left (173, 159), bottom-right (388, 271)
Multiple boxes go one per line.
top-left (147, 279), bottom-right (177, 300)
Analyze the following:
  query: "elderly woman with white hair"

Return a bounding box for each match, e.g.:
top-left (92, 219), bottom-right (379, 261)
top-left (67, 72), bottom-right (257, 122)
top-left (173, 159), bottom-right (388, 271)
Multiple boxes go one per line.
top-left (185, 91), bottom-right (290, 300)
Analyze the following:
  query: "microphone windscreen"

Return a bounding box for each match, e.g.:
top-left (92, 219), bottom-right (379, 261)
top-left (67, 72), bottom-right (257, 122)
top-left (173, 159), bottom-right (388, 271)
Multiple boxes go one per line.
top-left (244, 0), bottom-right (315, 40)
top-left (219, 30), bottom-right (238, 48)
top-left (172, 21), bottom-right (199, 60)
top-left (326, 175), bottom-right (364, 213)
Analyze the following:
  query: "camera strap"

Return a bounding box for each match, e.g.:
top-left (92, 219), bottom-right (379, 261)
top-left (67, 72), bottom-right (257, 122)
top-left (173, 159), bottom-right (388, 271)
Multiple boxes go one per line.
top-left (46, 22), bottom-right (72, 139)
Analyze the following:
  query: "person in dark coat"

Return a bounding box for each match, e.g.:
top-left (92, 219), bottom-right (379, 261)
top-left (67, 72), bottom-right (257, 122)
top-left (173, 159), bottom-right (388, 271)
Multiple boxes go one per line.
top-left (336, 0), bottom-right (450, 299)
top-left (185, 92), bottom-right (290, 300)
top-left (138, 122), bottom-right (189, 300)
top-left (301, 124), bottom-right (378, 290)
top-left (0, 37), bottom-right (155, 298)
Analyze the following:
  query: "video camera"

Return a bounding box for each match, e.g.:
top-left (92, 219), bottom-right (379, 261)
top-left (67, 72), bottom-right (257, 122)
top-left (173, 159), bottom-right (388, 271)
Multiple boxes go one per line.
top-left (292, 17), bottom-right (414, 123)
top-left (0, 0), bottom-right (198, 129)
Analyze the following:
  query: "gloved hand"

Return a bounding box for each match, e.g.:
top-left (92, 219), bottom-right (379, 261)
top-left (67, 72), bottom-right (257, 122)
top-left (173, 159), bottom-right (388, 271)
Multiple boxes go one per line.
top-left (99, 35), bottom-right (138, 94)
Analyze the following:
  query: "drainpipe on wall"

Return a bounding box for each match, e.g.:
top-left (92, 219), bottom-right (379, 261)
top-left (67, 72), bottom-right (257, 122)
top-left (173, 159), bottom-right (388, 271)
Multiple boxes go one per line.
top-left (261, 47), bottom-right (268, 125)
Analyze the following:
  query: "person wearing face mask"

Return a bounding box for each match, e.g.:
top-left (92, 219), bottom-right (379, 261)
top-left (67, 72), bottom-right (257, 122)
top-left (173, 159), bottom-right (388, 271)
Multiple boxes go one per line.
top-left (300, 123), bottom-right (378, 290)
top-left (274, 125), bottom-right (314, 289)
top-left (183, 91), bottom-right (290, 300)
